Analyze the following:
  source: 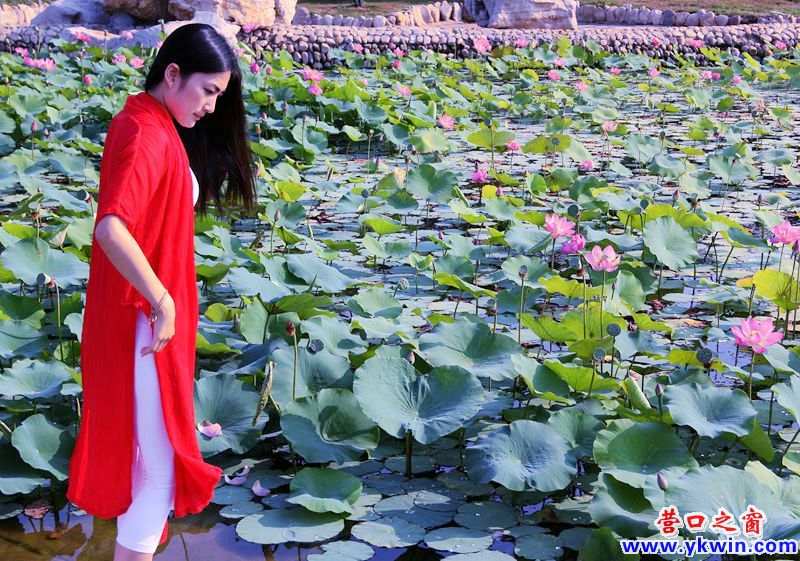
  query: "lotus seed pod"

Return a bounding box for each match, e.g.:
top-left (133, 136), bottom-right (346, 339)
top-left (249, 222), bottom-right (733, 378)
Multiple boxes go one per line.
top-left (398, 278), bottom-right (409, 291)
top-left (592, 348), bottom-right (605, 362)
top-left (606, 323), bottom-right (622, 337)
top-left (696, 347), bottom-right (713, 364)
top-left (657, 472), bottom-right (668, 490)
top-left (640, 199), bottom-right (650, 210)
top-left (567, 204), bottom-right (579, 217)
top-left (519, 265), bottom-right (528, 279)
top-left (308, 339), bottom-right (324, 353)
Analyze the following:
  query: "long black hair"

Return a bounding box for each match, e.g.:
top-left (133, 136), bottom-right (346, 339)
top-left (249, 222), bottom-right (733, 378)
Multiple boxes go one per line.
top-left (144, 23), bottom-right (255, 218)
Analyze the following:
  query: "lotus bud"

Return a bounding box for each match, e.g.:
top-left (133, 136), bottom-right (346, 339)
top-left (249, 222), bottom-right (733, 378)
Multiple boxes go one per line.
top-left (44, 129), bottom-right (50, 138)
top-left (438, 231), bottom-right (445, 240)
top-left (407, 351), bottom-right (415, 364)
top-left (655, 383), bottom-right (663, 397)
top-left (368, 129), bottom-right (374, 137)
top-left (303, 115), bottom-right (308, 123)
top-left (261, 111), bottom-right (267, 120)
top-left (757, 194), bottom-right (764, 207)
top-left (275, 209), bottom-right (281, 221)
top-left (657, 472), bottom-right (668, 491)
top-left (578, 266), bottom-right (585, 277)
top-left (285, 320), bottom-right (296, 337)
top-left (31, 120), bottom-right (38, 132)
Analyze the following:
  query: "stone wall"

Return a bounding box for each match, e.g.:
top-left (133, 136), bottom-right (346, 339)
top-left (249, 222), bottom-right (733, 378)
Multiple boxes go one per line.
top-left (0, 1), bottom-right (48, 27)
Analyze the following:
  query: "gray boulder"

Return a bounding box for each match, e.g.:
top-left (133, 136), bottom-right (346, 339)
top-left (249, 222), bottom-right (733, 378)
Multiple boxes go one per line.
top-left (32, 0), bottom-right (110, 26)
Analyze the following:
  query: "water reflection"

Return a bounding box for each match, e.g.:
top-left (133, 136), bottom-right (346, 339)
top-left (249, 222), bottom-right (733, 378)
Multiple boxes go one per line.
top-left (0, 504), bottom-right (517, 560)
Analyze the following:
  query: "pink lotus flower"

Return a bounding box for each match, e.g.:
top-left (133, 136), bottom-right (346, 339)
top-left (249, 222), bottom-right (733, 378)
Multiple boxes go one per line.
top-left (300, 66), bottom-right (323, 83)
top-left (547, 69), bottom-right (560, 81)
top-left (514, 37), bottom-right (529, 48)
top-left (544, 214), bottom-right (576, 239)
top-left (711, 72), bottom-right (720, 80)
top-left (771, 220), bottom-right (800, 245)
top-left (700, 70), bottom-right (713, 80)
top-left (353, 43), bottom-right (363, 53)
top-left (197, 419), bottom-right (222, 438)
top-left (438, 113), bottom-right (455, 130)
top-left (651, 38), bottom-right (661, 47)
top-left (73, 31), bottom-right (91, 44)
top-left (496, 185), bottom-right (505, 197)
top-left (308, 83), bottom-right (323, 96)
top-left (359, 77), bottom-right (368, 85)
top-left (265, 65), bottom-right (273, 75)
top-left (14, 47), bottom-right (28, 57)
top-left (505, 140), bottom-right (520, 151)
top-left (82, 74), bottom-right (92, 86)
top-left (732, 317), bottom-right (784, 354)
top-left (610, 67), bottom-right (621, 75)
top-left (575, 81), bottom-right (588, 92)
top-left (776, 41), bottom-right (788, 50)
top-left (580, 159), bottom-right (595, 171)
top-left (561, 234), bottom-right (586, 254)
top-left (391, 60), bottom-right (401, 69)
top-left (471, 168), bottom-right (488, 183)
top-left (129, 56), bottom-right (145, 69)
top-left (24, 56), bottom-right (56, 71)
top-left (249, 62), bottom-right (260, 74)
top-left (732, 75), bottom-right (742, 84)
top-left (473, 37), bottom-right (492, 54)
top-left (397, 84), bottom-right (411, 97)
top-left (112, 53), bottom-right (126, 64)
top-left (601, 121), bottom-right (618, 133)
top-left (393, 47), bottom-right (404, 57)
top-left (648, 68), bottom-right (661, 78)
top-left (121, 30), bottom-right (134, 40)
top-left (553, 57), bottom-right (565, 68)
top-left (689, 39), bottom-right (704, 49)
top-left (584, 245), bottom-right (621, 272)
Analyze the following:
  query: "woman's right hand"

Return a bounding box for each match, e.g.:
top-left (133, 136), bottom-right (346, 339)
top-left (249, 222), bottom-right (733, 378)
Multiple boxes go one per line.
top-left (140, 292), bottom-right (176, 356)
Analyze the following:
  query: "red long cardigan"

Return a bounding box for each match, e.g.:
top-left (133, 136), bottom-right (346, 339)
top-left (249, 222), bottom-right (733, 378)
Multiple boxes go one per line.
top-left (66, 91), bottom-right (222, 546)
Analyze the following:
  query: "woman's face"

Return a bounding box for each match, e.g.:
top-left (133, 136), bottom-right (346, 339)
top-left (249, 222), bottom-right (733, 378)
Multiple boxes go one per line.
top-left (163, 63), bottom-right (231, 128)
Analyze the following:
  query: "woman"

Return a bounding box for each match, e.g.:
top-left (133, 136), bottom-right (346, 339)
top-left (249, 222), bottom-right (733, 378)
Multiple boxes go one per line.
top-left (66, 23), bottom-right (255, 559)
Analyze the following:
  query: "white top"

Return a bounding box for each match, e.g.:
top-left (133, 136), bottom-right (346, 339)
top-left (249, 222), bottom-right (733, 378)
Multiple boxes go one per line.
top-left (190, 167), bottom-right (199, 205)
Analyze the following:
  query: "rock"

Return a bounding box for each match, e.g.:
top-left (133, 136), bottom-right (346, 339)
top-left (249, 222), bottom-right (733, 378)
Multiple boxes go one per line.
top-left (661, 9), bottom-right (675, 26)
top-left (482, 0), bottom-right (578, 29)
top-left (419, 4), bottom-right (433, 24)
top-left (106, 10), bottom-right (238, 50)
top-left (373, 15), bottom-right (386, 27)
top-left (605, 6), bottom-right (617, 23)
top-left (387, 14), bottom-right (396, 25)
top-left (675, 11), bottom-right (689, 25)
top-left (292, 6), bottom-right (310, 24)
top-left (108, 11), bottom-right (136, 31)
top-left (685, 13), bottom-right (699, 26)
top-left (411, 5), bottom-right (427, 25)
top-left (638, 7), bottom-right (650, 24)
top-left (429, 4), bottom-right (440, 22)
top-left (275, 0), bottom-right (296, 24)
top-left (729, 15), bottom-right (740, 25)
top-left (649, 9), bottom-right (661, 25)
top-left (105, 0), bottom-right (293, 26)
top-left (699, 10), bottom-right (715, 26)
top-left (714, 14), bottom-right (728, 26)
top-left (625, 8), bottom-right (639, 25)
top-left (593, 6), bottom-right (606, 22)
top-left (452, 1), bottom-right (462, 22)
top-left (440, 1), bottom-right (452, 20)
top-left (342, 16), bottom-right (353, 26)
top-left (32, 0), bottom-right (110, 26)
top-left (322, 14), bottom-right (333, 25)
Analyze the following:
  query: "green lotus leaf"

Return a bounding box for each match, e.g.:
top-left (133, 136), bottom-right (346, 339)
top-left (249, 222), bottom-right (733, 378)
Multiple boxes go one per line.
top-left (194, 373), bottom-right (267, 456)
top-left (350, 517), bottom-right (426, 548)
top-left (285, 253), bottom-right (354, 293)
top-left (281, 388), bottom-right (379, 463)
top-left (642, 216), bottom-right (697, 270)
top-left (288, 467), bottom-right (362, 514)
top-left (406, 164), bottom-right (458, 203)
top-left (0, 358), bottom-right (72, 399)
top-left (419, 319), bottom-right (522, 381)
top-left (593, 419), bottom-right (698, 488)
top-left (11, 414), bottom-right (74, 481)
top-left (664, 382), bottom-right (757, 438)
top-left (270, 346), bottom-right (353, 410)
top-left (353, 356), bottom-right (484, 444)
top-left (0, 237), bottom-right (88, 288)
top-left (235, 508), bottom-right (344, 544)
top-left (464, 420), bottom-right (576, 492)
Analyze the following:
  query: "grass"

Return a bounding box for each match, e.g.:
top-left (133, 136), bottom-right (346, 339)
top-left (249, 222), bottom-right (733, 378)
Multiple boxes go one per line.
top-left (297, 0), bottom-right (432, 17)
top-left (580, 0), bottom-right (800, 17)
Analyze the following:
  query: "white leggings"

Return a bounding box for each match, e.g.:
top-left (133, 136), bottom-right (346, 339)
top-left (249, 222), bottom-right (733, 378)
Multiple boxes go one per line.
top-left (116, 309), bottom-right (176, 553)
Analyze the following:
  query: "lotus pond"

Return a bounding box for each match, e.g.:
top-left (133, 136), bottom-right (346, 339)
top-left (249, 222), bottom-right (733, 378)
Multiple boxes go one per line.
top-left (2, 35), bottom-right (800, 561)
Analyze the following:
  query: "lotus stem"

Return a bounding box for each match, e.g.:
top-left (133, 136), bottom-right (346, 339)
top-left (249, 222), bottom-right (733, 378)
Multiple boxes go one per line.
top-left (748, 353), bottom-right (756, 400)
top-left (405, 429), bottom-right (413, 477)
